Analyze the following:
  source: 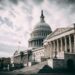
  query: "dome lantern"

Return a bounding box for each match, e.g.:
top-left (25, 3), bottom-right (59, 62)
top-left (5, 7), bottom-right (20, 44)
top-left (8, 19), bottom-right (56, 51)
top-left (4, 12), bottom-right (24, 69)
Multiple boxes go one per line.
top-left (40, 10), bottom-right (45, 22)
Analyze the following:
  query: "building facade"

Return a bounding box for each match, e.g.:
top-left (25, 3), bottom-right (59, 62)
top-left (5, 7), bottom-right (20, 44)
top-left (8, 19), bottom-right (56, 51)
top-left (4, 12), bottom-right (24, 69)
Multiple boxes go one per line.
top-left (13, 10), bottom-right (52, 66)
top-left (13, 50), bottom-right (28, 66)
top-left (44, 27), bottom-right (75, 69)
top-left (13, 10), bottom-right (75, 69)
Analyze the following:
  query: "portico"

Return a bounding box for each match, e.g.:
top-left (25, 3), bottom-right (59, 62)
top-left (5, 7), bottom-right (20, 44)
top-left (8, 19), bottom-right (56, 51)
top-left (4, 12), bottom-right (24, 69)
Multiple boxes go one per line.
top-left (43, 27), bottom-right (75, 69)
top-left (44, 27), bottom-right (75, 59)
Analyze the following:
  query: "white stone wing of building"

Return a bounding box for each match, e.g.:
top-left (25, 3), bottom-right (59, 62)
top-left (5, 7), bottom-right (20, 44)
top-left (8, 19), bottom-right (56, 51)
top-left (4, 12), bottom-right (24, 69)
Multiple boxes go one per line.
top-left (44, 27), bottom-right (73, 41)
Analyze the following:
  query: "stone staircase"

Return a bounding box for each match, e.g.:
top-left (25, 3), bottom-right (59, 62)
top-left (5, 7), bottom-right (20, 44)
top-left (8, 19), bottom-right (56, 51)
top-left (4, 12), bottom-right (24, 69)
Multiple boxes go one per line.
top-left (13, 61), bottom-right (48, 74)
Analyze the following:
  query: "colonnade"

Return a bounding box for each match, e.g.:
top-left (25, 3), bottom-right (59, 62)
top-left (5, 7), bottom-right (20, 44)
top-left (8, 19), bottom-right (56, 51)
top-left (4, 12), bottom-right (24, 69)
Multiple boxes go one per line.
top-left (45, 33), bottom-right (75, 59)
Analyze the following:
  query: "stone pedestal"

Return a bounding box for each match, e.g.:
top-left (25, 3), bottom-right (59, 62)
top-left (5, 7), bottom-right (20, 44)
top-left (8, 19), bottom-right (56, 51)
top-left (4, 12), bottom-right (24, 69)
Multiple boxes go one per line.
top-left (28, 62), bottom-right (32, 67)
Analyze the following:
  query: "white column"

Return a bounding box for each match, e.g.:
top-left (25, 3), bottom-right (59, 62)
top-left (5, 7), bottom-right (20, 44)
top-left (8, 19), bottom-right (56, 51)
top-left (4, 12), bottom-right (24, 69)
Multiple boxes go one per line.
top-left (69, 35), bottom-right (72, 53)
top-left (48, 42), bottom-right (50, 58)
top-left (44, 44), bottom-right (46, 58)
top-left (32, 41), bottom-right (33, 46)
top-left (51, 41), bottom-right (53, 58)
top-left (48, 42), bottom-right (51, 58)
top-left (65, 36), bottom-right (67, 53)
top-left (52, 41), bottom-right (55, 58)
top-left (54, 40), bottom-right (57, 58)
top-left (57, 39), bottom-right (59, 52)
top-left (50, 42), bottom-right (52, 58)
top-left (53, 41), bottom-right (55, 53)
top-left (31, 41), bottom-right (32, 46)
top-left (61, 38), bottom-right (63, 52)
top-left (74, 33), bottom-right (75, 53)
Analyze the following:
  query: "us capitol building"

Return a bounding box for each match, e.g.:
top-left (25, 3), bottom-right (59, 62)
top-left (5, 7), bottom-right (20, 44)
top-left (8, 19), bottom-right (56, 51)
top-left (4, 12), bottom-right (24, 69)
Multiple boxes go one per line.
top-left (13, 10), bottom-right (75, 69)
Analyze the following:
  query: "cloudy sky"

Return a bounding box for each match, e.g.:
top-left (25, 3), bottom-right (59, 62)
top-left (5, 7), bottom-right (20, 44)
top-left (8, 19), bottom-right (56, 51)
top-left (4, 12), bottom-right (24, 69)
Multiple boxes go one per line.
top-left (0, 0), bottom-right (75, 57)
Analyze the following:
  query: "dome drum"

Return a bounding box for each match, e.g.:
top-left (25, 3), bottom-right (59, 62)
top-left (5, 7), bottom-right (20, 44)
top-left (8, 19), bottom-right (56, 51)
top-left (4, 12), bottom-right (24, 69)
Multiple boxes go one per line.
top-left (29, 38), bottom-right (43, 48)
top-left (29, 36), bottom-right (45, 42)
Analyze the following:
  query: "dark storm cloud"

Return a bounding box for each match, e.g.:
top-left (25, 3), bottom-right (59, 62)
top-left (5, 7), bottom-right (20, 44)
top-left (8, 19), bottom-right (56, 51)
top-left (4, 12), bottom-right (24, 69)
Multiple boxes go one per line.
top-left (0, 0), bottom-right (7, 9)
top-left (48, 0), bottom-right (75, 8)
top-left (20, 0), bottom-right (27, 3)
top-left (48, 0), bottom-right (75, 4)
top-left (32, 0), bottom-right (44, 5)
top-left (48, 0), bottom-right (75, 13)
top-left (0, 0), bottom-right (2, 1)
top-left (0, 0), bottom-right (19, 8)
top-left (67, 0), bottom-right (75, 4)
top-left (9, 0), bottom-right (18, 5)
top-left (66, 0), bottom-right (75, 13)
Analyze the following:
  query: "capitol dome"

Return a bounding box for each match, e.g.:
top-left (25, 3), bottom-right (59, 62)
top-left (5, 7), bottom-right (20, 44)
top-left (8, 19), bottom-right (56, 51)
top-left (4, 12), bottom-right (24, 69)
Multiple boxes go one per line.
top-left (29, 10), bottom-right (52, 48)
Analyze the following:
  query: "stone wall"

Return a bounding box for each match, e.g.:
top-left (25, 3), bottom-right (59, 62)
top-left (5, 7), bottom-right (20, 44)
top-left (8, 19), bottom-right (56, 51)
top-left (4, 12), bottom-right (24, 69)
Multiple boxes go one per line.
top-left (64, 53), bottom-right (75, 69)
top-left (47, 59), bottom-right (64, 69)
top-left (13, 54), bottom-right (28, 66)
top-left (53, 59), bottom-right (64, 69)
top-left (13, 55), bottom-right (21, 64)
top-left (32, 47), bottom-right (45, 62)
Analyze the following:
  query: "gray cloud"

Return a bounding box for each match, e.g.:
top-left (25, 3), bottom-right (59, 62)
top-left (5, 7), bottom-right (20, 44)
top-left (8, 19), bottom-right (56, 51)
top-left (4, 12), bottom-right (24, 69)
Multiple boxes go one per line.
top-left (0, 43), bottom-right (16, 53)
top-left (20, 0), bottom-right (28, 3)
top-left (0, 43), bottom-right (25, 57)
top-left (0, 17), bottom-right (14, 29)
top-left (9, 0), bottom-right (19, 5)
top-left (21, 5), bottom-right (33, 14)
top-left (48, 0), bottom-right (75, 14)
top-left (0, 0), bottom-right (7, 10)
top-left (0, 0), bottom-right (19, 10)
top-left (0, 7), bottom-right (4, 10)
top-left (48, 0), bottom-right (75, 4)
top-left (67, 0), bottom-right (75, 4)
top-left (0, 0), bottom-right (2, 2)
top-left (32, 0), bottom-right (44, 5)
